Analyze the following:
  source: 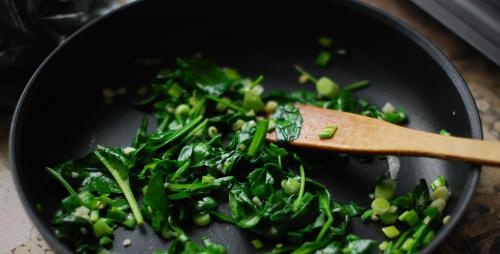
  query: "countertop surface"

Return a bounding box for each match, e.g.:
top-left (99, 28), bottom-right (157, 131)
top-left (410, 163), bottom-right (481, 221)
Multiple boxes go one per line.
top-left (1, 0), bottom-right (500, 253)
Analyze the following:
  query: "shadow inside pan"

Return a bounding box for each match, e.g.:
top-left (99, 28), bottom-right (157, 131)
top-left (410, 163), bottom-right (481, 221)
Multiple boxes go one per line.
top-left (11, 0), bottom-right (480, 253)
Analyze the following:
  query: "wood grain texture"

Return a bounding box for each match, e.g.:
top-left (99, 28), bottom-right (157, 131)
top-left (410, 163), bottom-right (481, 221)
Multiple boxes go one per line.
top-left (268, 104), bottom-right (500, 166)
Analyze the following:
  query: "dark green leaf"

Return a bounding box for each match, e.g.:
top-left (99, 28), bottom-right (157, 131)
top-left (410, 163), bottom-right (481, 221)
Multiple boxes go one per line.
top-left (80, 172), bottom-right (121, 195)
top-left (248, 168), bottom-right (275, 199)
top-left (272, 104), bottom-right (303, 142)
top-left (178, 58), bottom-right (230, 96)
top-left (142, 171), bottom-right (169, 231)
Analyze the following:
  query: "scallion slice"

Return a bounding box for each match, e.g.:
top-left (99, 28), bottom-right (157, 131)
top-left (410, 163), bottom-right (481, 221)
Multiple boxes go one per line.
top-left (318, 125), bottom-right (338, 139)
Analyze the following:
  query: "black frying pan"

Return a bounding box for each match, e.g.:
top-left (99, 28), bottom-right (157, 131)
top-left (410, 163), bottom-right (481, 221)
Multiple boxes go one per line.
top-left (10, 0), bottom-right (481, 253)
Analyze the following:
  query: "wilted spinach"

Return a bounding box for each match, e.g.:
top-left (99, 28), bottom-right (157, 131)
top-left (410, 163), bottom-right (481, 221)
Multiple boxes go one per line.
top-left (45, 57), bottom-right (421, 254)
top-left (272, 104), bottom-right (303, 142)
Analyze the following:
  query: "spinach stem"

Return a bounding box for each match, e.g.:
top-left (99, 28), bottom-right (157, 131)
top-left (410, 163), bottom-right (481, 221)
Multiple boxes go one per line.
top-left (190, 98), bottom-right (206, 118)
top-left (293, 165), bottom-right (306, 211)
top-left (247, 120), bottom-right (269, 157)
top-left (46, 167), bottom-right (78, 196)
top-left (94, 151), bottom-right (144, 225)
top-left (294, 65), bottom-right (318, 83)
top-left (165, 119), bottom-right (208, 155)
top-left (316, 193), bottom-right (334, 241)
top-left (343, 80), bottom-right (370, 91)
top-left (150, 115), bottom-right (203, 151)
top-left (170, 161), bottom-right (191, 181)
top-left (205, 95), bottom-right (248, 114)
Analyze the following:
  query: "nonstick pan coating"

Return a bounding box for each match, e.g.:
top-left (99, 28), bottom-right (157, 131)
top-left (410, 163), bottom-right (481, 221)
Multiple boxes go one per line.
top-left (10, 0), bottom-right (481, 253)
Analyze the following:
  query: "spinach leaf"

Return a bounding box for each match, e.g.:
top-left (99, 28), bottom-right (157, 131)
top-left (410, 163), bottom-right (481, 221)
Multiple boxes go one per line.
top-left (94, 148), bottom-right (144, 225)
top-left (228, 183), bottom-right (261, 228)
top-left (79, 172), bottom-right (121, 195)
top-left (272, 104), bottom-right (303, 142)
top-left (248, 168), bottom-right (275, 199)
top-left (414, 179), bottom-right (430, 212)
top-left (178, 58), bottom-right (230, 96)
top-left (142, 171), bottom-right (169, 231)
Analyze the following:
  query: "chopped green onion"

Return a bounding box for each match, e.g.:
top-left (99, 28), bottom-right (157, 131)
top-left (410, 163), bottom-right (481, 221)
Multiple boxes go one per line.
top-left (343, 80), bottom-right (370, 91)
top-left (175, 104), bottom-right (190, 117)
top-left (316, 77), bottom-right (340, 99)
top-left (382, 102), bottom-right (395, 114)
top-left (232, 119), bottom-right (246, 131)
top-left (384, 241), bottom-right (394, 254)
top-left (247, 120), bottom-right (269, 157)
top-left (281, 178), bottom-right (300, 194)
top-left (412, 224), bottom-right (427, 240)
top-left (429, 199), bottom-right (446, 213)
top-left (107, 207), bottom-right (127, 223)
top-left (93, 219), bottom-right (113, 237)
top-left (378, 241), bottom-right (389, 251)
top-left (381, 111), bottom-right (406, 124)
top-left (379, 213), bottom-right (398, 225)
top-left (193, 213), bottom-right (211, 226)
top-left (398, 210), bottom-right (419, 227)
top-left (375, 178), bottom-right (396, 200)
top-left (268, 119), bottom-right (276, 131)
top-left (168, 83), bottom-right (183, 99)
top-left (298, 74), bottom-right (309, 84)
top-left (361, 209), bottom-right (374, 222)
top-left (99, 236), bottom-right (113, 247)
top-left (207, 126), bottom-right (218, 138)
top-left (243, 91), bottom-right (265, 112)
top-left (315, 51), bottom-right (332, 67)
top-left (401, 238), bottom-right (415, 251)
top-left (215, 97), bottom-right (230, 112)
top-left (265, 100), bottom-right (278, 114)
top-left (443, 215), bottom-right (451, 225)
top-left (318, 37), bottom-right (333, 47)
top-left (423, 216), bottom-right (432, 225)
top-left (422, 230), bottom-right (435, 246)
top-left (123, 214), bottom-right (136, 229)
top-left (431, 186), bottom-right (449, 201)
top-left (393, 229), bottom-right (411, 249)
top-left (202, 174), bottom-right (215, 184)
top-left (90, 210), bottom-right (99, 222)
top-left (439, 129), bottom-right (451, 136)
top-left (251, 239), bottom-right (264, 249)
top-left (382, 225), bottom-right (400, 239)
top-left (431, 176), bottom-right (447, 190)
top-left (371, 198), bottom-right (390, 215)
top-left (318, 125), bottom-right (338, 139)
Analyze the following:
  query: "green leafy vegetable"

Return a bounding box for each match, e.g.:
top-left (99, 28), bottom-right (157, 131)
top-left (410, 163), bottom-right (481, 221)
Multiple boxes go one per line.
top-left (94, 148), bottom-right (144, 225)
top-left (45, 55), bottom-right (446, 254)
top-left (318, 126), bottom-right (338, 139)
top-left (272, 104), bottom-right (303, 142)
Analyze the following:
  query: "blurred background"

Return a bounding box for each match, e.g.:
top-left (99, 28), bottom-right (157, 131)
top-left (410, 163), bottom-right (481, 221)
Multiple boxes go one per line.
top-left (1, 0), bottom-right (499, 76)
top-left (0, 0), bottom-right (137, 75)
top-left (1, 0), bottom-right (499, 253)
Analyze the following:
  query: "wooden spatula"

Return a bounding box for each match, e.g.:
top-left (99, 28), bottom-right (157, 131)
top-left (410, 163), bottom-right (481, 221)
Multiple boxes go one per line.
top-left (267, 104), bottom-right (500, 166)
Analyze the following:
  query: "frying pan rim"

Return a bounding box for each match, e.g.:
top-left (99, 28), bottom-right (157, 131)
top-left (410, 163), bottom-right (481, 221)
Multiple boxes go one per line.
top-left (9, 0), bottom-right (481, 253)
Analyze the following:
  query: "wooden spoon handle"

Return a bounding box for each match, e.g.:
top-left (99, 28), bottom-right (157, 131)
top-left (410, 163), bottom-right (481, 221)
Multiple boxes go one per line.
top-left (268, 104), bottom-right (500, 166)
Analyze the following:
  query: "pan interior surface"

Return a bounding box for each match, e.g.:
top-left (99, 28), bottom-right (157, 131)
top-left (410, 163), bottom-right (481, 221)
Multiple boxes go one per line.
top-left (11, 0), bottom-right (480, 253)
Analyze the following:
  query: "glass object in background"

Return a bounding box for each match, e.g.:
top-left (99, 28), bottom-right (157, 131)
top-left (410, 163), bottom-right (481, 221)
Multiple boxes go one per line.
top-left (0, 0), bottom-right (137, 75)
